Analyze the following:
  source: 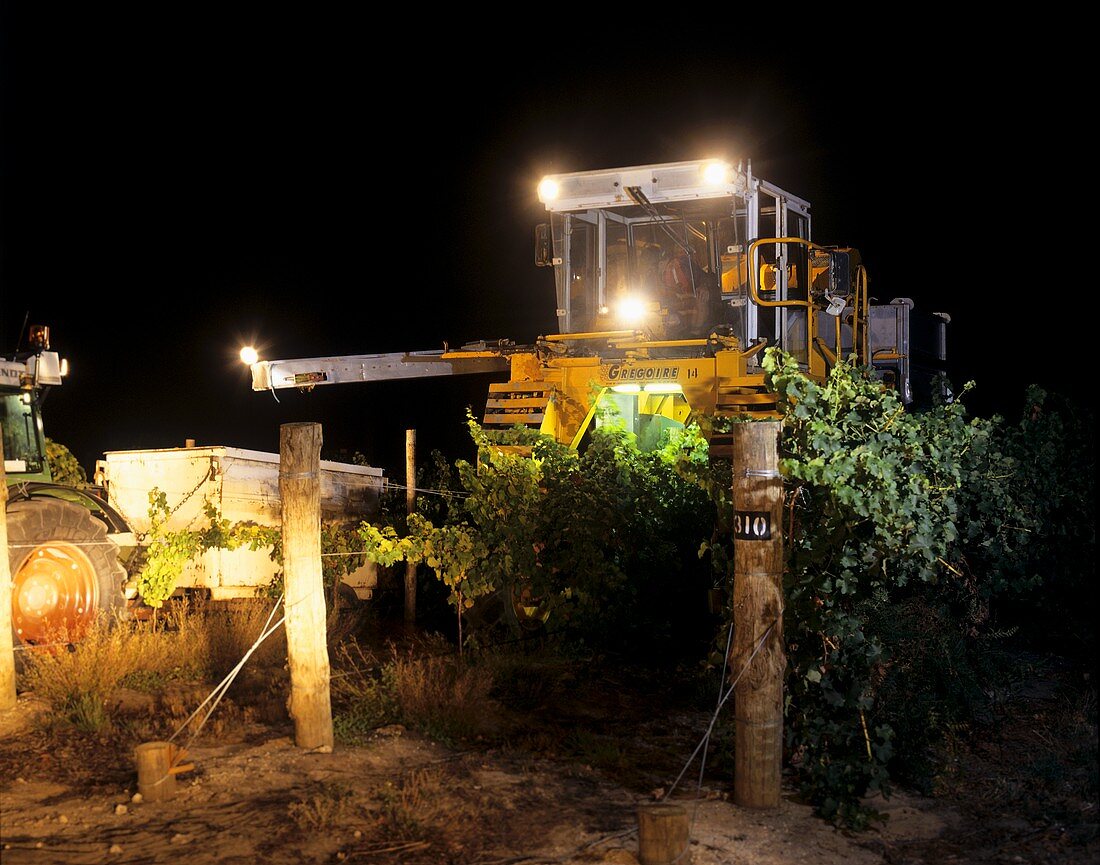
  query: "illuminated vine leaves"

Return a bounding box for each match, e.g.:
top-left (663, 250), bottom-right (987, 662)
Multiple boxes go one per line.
top-left (762, 347), bottom-right (986, 826)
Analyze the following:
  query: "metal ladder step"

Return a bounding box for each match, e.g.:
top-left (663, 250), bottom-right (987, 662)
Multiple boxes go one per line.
top-left (483, 382), bottom-right (552, 429)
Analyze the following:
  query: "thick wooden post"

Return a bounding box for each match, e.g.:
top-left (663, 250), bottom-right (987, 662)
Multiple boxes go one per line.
top-left (280, 422), bottom-right (333, 752)
top-left (0, 433), bottom-right (16, 712)
top-left (404, 428), bottom-right (416, 631)
top-left (730, 419), bottom-right (785, 808)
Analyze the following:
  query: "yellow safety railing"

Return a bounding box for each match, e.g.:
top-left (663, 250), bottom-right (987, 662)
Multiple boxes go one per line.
top-left (747, 237), bottom-right (870, 371)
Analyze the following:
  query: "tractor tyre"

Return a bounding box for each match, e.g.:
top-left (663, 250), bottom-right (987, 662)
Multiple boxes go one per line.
top-left (5, 497), bottom-right (127, 647)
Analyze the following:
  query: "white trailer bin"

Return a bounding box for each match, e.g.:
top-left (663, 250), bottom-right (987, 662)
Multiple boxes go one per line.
top-left (96, 445), bottom-right (384, 602)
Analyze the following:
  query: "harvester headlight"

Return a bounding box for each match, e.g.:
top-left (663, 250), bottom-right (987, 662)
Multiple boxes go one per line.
top-left (702, 160), bottom-right (732, 186)
top-left (537, 177), bottom-right (560, 203)
top-left (60, 358), bottom-right (69, 377)
top-left (240, 346), bottom-right (259, 365)
top-left (616, 295), bottom-right (648, 326)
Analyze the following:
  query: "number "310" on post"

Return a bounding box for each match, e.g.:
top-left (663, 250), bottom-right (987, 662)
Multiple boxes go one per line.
top-left (734, 510), bottom-right (772, 541)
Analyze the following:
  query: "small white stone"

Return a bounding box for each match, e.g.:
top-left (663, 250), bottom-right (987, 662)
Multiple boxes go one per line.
top-left (353, 830), bottom-right (362, 840)
top-left (109, 844), bottom-right (123, 854)
top-left (35, 842), bottom-right (44, 849)
top-left (114, 804), bottom-right (127, 816)
top-left (131, 793), bottom-right (143, 804)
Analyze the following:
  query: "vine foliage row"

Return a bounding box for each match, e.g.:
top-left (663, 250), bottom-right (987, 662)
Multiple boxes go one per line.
top-left (762, 347), bottom-right (1093, 826)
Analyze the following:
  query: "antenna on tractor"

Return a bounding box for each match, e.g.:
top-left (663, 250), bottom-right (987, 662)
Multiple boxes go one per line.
top-left (14, 310), bottom-right (30, 354)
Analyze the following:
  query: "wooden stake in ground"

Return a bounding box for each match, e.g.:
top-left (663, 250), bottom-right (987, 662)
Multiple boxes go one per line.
top-left (133, 741), bottom-right (187, 802)
top-left (0, 431), bottom-right (16, 712)
top-left (730, 419), bottom-right (785, 809)
top-left (280, 422), bottom-right (333, 752)
top-left (405, 428), bottom-right (416, 631)
top-left (637, 802), bottom-right (691, 864)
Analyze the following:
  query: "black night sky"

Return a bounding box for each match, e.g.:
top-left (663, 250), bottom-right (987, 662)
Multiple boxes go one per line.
top-left (1, 13), bottom-right (1086, 478)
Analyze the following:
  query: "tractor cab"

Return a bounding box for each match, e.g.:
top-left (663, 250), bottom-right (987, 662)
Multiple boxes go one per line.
top-left (1, 327), bottom-right (65, 484)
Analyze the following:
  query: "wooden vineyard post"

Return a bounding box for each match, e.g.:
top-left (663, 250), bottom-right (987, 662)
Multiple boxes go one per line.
top-left (280, 422), bottom-right (334, 752)
top-left (0, 432), bottom-right (15, 712)
top-left (405, 428), bottom-right (417, 631)
top-left (730, 419), bottom-right (785, 808)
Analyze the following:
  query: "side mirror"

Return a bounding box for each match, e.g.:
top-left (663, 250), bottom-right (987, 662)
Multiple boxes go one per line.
top-left (535, 223), bottom-right (554, 267)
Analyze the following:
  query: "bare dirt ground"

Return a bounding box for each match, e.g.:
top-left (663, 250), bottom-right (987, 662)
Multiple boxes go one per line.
top-left (0, 645), bottom-right (1095, 865)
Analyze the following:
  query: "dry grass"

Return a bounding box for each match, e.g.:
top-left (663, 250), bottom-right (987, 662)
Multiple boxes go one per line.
top-left (331, 635), bottom-right (497, 745)
top-left (286, 780), bottom-right (358, 831)
top-left (18, 613), bottom-right (181, 732)
top-left (391, 651), bottom-right (495, 743)
top-left (19, 599), bottom-right (498, 748)
top-left (374, 767), bottom-right (484, 846)
top-left (17, 596), bottom-right (290, 735)
top-left (186, 596), bottom-right (287, 682)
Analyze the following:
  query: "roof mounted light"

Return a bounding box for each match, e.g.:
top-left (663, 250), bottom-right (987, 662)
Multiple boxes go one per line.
top-left (240, 346), bottom-right (259, 365)
top-left (537, 176), bottom-right (560, 203)
top-left (702, 160), bottom-right (732, 186)
top-left (539, 159), bottom-right (745, 211)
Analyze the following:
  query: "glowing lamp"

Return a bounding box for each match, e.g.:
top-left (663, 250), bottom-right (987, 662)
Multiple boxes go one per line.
top-left (616, 296), bottom-right (648, 325)
top-left (702, 160), bottom-right (731, 185)
top-left (537, 177), bottom-right (560, 202)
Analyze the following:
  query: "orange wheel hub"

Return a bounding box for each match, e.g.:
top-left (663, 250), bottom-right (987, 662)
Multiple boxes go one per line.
top-left (12, 542), bottom-right (100, 644)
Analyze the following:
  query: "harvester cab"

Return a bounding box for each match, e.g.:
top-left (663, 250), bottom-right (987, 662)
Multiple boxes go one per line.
top-left (535, 159), bottom-right (826, 356)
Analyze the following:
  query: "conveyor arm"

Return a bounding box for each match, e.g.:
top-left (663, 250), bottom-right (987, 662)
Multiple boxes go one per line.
top-left (250, 349), bottom-right (511, 391)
